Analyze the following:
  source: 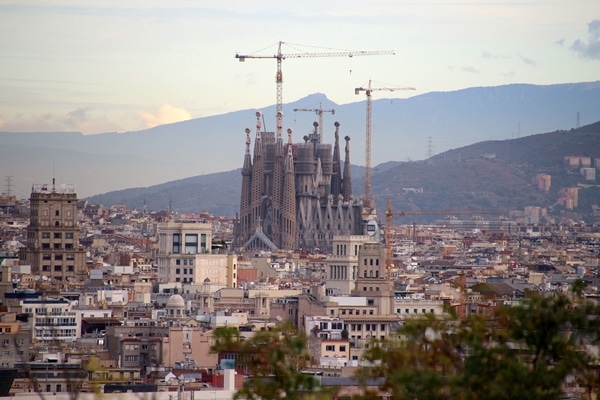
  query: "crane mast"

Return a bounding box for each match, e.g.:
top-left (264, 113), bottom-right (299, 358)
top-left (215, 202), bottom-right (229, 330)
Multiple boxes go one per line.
top-left (236, 42), bottom-right (394, 138)
top-left (355, 80), bottom-right (415, 211)
top-left (293, 103), bottom-right (335, 142)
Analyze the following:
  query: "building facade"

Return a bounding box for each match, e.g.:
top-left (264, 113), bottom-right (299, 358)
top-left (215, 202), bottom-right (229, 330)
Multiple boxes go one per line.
top-left (157, 221), bottom-right (238, 286)
top-left (234, 113), bottom-right (364, 252)
top-left (325, 235), bottom-right (371, 296)
top-left (19, 181), bottom-right (87, 282)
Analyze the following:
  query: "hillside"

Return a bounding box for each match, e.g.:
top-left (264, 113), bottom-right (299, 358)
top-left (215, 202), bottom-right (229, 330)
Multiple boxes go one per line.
top-left (86, 122), bottom-right (600, 222)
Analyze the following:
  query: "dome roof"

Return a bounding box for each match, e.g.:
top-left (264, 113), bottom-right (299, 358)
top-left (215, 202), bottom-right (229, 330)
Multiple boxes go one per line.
top-left (166, 294), bottom-right (185, 308)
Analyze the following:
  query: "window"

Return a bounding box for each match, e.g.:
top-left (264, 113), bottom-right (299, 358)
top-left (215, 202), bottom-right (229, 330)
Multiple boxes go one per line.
top-left (176, 259), bottom-right (181, 265)
top-left (65, 232), bottom-right (74, 239)
top-left (53, 243), bottom-right (61, 249)
top-left (42, 265), bottom-right (50, 271)
top-left (185, 234), bottom-right (198, 254)
top-left (176, 268), bottom-right (180, 274)
top-left (42, 243), bottom-right (50, 249)
top-left (55, 210), bottom-right (60, 216)
top-left (54, 254), bottom-right (63, 260)
top-left (325, 345), bottom-right (335, 351)
top-left (340, 345), bottom-right (346, 352)
top-left (172, 234), bottom-right (181, 253)
top-left (54, 232), bottom-right (62, 239)
top-left (43, 254), bottom-right (51, 260)
top-left (42, 232), bottom-right (50, 238)
top-left (54, 265), bottom-right (62, 272)
top-left (65, 243), bottom-right (73, 250)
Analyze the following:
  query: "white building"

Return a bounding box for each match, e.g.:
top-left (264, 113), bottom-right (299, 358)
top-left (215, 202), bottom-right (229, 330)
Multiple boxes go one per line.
top-left (157, 222), bottom-right (238, 286)
top-left (23, 298), bottom-right (81, 343)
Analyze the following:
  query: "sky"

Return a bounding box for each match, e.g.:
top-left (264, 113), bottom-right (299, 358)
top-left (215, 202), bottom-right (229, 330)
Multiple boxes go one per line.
top-left (0, 0), bottom-right (599, 135)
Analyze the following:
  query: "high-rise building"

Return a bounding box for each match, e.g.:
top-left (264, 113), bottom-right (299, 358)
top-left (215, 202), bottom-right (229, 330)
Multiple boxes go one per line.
top-left (19, 180), bottom-right (87, 282)
top-left (234, 114), bottom-right (364, 252)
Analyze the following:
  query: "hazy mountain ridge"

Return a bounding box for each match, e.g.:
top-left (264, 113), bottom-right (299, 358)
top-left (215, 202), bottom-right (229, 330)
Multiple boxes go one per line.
top-left (2, 81), bottom-right (600, 199)
top-left (85, 121), bottom-right (600, 222)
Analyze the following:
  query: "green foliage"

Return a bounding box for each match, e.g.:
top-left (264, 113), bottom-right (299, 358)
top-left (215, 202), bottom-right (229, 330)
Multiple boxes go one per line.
top-left (213, 293), bottom-right (600, 400)
top-left (357, 292), bottom-right (600, 400)
top-left (212, 324), bottom-right (335, 400)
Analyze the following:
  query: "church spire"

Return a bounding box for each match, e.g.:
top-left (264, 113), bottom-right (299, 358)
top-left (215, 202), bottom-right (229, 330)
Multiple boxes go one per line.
top-left (342, 135), bottom-right (353, 201)
top-left (238, 127), bottom-right (253, 244)
top-left (281, 128), bottom-right (297, 250)
top-left (331, 121), bottom-right (341, 200)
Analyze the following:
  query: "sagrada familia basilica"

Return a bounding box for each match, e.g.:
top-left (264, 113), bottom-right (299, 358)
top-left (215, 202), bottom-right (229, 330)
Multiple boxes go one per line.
top-left (234, 112), bottom-right (365, 252)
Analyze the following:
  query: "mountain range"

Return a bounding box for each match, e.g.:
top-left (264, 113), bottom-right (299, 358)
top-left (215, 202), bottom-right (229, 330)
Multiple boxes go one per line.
top-left (2, 81), bottom-right (600, 213)
top-left (82, 120), bottom-right (600, 223)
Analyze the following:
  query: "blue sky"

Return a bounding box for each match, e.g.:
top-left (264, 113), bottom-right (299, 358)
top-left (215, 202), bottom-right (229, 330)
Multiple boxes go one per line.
top-left (0, 0), bottom-right (599, 134)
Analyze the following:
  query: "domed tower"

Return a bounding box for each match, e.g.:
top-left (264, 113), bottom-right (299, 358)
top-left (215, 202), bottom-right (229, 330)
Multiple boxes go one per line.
top-left (165, 294), bottom-right (186, 323)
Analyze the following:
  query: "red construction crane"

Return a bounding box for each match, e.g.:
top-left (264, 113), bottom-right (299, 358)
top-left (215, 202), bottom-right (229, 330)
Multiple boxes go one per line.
top-left (236, 42), bottom-right (394, 138)
top-left (355, 81), bottom-right (415, 212)
top-left (293, 103), bottom-right (335, 142)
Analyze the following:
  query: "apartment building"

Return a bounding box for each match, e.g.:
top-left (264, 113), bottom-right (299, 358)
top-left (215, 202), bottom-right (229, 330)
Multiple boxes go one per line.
top-left (19, 181), bottom-right (86, 282)
top-left (157, 221), bottom-right (237, 286)
top-left (22, 297), bottom-right (81, 343)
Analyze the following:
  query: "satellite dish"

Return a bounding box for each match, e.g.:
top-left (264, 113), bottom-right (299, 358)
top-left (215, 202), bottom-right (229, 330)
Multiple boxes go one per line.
top-left (34, 275), bottom-right (41, 281)
top-left (42, 276), bottom-right (49, 281)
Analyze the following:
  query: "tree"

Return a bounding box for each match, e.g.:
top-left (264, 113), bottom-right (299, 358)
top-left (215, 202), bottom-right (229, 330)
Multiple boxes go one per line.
top-left (356, 289), bottom-right (600, 400)
top-left (212, 324), bottom-right (336, 400)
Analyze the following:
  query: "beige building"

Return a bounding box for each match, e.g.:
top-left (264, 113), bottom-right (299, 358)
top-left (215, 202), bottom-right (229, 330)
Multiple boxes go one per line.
top-left (325, 235), bottom-right (370, 295)
top-left (0, 312), bottom-right (30, 368)
top-left (161, 325), bottom-right (218, 370)
top-left (157, 221), bottom-right (238, 286)
top-left (20, 181), bottom-right (87, 282)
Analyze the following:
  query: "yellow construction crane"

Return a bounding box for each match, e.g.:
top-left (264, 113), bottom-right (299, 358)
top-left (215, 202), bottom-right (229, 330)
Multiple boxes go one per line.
top-left (355, 81), bottom-right (415, 212)
top-left (293, 103), bottom-right (335, 142)
top-left (236, 42), bottom-right (394, 138)
top-left (384, 198), bottom-right (507, 272)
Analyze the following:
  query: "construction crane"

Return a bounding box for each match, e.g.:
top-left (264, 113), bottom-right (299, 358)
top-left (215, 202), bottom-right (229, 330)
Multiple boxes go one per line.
top-left (355, 80), bottom-right (415, 212)
top-left (384, 198), bottom-right (507, 272)
top-left (293, 103), bottom-right (335, 143)
top-left (236, 42), bottom-right (394, 138)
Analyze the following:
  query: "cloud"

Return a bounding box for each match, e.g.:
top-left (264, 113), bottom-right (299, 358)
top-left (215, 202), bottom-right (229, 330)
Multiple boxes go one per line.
top-left (570, 19), bottom-right (600, 60)
top-left (500, 70), bottom-right (516, 78)
top-left (554, 39), bottom-right (565, 46)
top-left (0, 108), bottom-right (122, 134)
top-left (481, 51), bottom-right (511, 60)
top-left (516, 53), bottom-right (537, 66)
top-left (137, 104), bottom-right (192, 129)
top-left (448, 65), bottom-right (480, 74)
top-left (461, 66), bottom-right (480, 73)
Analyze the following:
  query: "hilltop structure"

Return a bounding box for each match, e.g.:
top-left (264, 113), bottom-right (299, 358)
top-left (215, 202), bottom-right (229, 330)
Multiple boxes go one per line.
top-left (234, 112), bottom-right (364, 252)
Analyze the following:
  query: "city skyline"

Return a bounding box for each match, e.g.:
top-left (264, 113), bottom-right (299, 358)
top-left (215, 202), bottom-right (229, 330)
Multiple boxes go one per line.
top-left (1, 1), bottom-right (599, 135)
